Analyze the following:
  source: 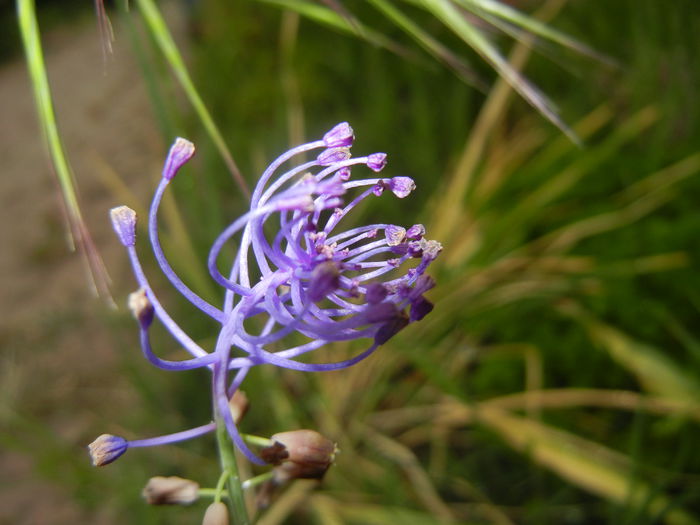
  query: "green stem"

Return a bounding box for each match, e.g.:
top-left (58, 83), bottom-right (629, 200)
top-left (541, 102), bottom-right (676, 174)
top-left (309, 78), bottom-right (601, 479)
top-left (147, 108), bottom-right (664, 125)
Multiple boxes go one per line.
top-left (242, 471), bottom-right (274, 491)
top-left (242, 433), bottom-right (275, 448)
top-left (215, 417), bottom-right (250, 525)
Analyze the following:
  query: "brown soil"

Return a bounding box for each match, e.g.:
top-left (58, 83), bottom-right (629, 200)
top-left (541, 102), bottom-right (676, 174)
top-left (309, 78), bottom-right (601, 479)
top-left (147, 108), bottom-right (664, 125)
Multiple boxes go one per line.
top-left (0, 6), bottom-right (186, 523)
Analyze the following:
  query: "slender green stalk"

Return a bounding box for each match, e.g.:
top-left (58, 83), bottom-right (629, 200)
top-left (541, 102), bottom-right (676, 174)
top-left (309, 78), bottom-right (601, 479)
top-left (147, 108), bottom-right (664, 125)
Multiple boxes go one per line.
top-left (242, 471), bottom-right (274, 491)
top-left (213, 469), bottom-right (231, 504)
top-left (215, 417), bottom-right (250, 525)
top-left (17, 0), bottom-right (111, 299)
top-left (135, 0), bottom-right (249, 196)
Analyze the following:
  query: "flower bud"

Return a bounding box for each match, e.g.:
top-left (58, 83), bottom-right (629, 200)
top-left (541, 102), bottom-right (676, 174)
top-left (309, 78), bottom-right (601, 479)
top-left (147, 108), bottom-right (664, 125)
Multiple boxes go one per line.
top-left (163, 138), bottom-right (195, 180)
top-left (384, 225), bottom-right (406, 247)
top-left (405, 224), bottom-right (425, 240)
top-left (229, 390), bottom-right (249, 424)
top-left (88, 434), bottom-right (128, 466)
top-left (389, 176), bottom-right (415, 198)
top-left (307, 261), bottom-right (341, 302)
top-left (317, 147), bottom-right (351, 166)
top-left (110, 206), bottom-right (137, 247)
top-left (409, 296), bottom-right (434, 322)
top-left (365, 283), bottom-right (388, 304)
top-left (142, 476), bottom-right (199, 505)
top-left (128, 288), bottom-right (154, 328)
top-left (261, 430), bottom-right (336, 481)
top-left (323, 122), bottom-right (354, 148)
top-left (202, 502), bottom-right (229, 525)
top-left (367, 152), bottom-right (387, 172)
top-left (374, 313), bottom-right (409, 345)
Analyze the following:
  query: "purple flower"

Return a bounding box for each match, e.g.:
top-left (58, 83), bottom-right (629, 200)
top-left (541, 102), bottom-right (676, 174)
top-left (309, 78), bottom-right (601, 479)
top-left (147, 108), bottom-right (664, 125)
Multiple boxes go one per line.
top-left (91, 123), bottom-right (440, 466)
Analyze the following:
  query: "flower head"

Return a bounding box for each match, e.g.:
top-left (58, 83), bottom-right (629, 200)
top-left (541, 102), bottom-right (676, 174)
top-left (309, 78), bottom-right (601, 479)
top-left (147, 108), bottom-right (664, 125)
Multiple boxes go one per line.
top-left (93, 123), bottom-right (440, 467)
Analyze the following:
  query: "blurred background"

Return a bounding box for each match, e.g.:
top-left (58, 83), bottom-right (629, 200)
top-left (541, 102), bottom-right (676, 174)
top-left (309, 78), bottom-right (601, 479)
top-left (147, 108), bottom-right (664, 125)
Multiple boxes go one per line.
top-left (1, 0), bottom-right (700, 523)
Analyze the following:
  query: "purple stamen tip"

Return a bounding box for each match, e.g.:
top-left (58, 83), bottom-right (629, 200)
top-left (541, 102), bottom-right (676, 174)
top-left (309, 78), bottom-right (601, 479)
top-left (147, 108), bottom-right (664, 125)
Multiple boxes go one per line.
top-left (389, 176), bottom-right (416, 198)
top-left (88, 434), bottom-right (128, 466)
top-left (367, 153), bottom-right (387, 172)
top-left (323, 122), bottom-right (355, 147)
top-left (317, 147), bottom-right (351, 166)
top-left (163, 138), bottom-right (195, 180)
top-left (110, 206), bottom-right (137, 247)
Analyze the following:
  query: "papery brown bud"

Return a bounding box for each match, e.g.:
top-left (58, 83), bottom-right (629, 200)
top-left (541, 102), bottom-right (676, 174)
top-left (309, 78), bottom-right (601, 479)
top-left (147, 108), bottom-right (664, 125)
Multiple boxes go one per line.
top-left (87, 434), bottom-right (128, 466)
top-left (261, 430), bottom-right (336, 481)
top-left (228, 390), bottom-right (249, 424)
top-left (202, 501), bottom-right (229, 525)
top-left (128, 288), bottom-right (154, 327)
top-left (142, 476), bottom-right (199, 505)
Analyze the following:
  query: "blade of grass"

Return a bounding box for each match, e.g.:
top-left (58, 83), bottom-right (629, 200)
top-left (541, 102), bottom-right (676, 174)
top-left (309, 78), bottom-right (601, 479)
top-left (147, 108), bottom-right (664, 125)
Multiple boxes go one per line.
top-left (420, 0), bottom-right (577, 142)
top-left (367, 0), bottom-right (486, 89)
top-left (134, 0), bottom-right (249, 196)
top-left (17, 0), bottom-right (112, 301)
top-left (456, 0), bottom-right (616, 66)
top-left (559, 303), bottom-right (700, 405)
top-left (259, 0), bottom-right (424, 65)
top-left (478, 407), bottom-right (698, 525)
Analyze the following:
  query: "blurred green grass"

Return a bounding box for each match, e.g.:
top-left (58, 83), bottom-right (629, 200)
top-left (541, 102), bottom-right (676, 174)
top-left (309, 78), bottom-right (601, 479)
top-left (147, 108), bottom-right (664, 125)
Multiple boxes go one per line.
top-left (7, 0), bottom-right (700, 523)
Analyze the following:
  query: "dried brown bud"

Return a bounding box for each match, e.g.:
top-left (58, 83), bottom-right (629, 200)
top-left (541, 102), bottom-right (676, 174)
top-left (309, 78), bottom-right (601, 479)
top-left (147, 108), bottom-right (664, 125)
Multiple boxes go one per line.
top-left (228, 390), bottom-right (249, 424)
top-left (261, 430), bottom-right (336, 481)
top-left (87, 434), bottom-right (128, 466)
top-left (128, 288), bottom-right (154, 327)
top-left (142, 476), bottom-right (199, 505)
top-left (202, 501), bottom-right (229, 525)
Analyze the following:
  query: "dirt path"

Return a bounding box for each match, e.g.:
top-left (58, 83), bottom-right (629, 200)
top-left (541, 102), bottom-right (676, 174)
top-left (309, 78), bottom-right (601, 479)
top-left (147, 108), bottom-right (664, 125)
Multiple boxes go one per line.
top-left (0, 6), bottom-right (185, 523)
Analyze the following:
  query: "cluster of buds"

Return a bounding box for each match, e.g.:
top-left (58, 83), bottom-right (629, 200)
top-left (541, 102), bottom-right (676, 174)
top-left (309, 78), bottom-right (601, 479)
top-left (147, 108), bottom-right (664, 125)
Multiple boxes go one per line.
top-left (88, 123), bottom-right (440, 499)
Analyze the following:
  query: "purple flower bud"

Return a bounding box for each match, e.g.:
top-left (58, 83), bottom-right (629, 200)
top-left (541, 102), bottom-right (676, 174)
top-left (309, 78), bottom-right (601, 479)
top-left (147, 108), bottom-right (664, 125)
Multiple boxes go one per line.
top-left (385, 225), bottom-right (406, 247)
top-left (128, 288), bottom-right (154, 328)
top-left (142, 476), bottom-right (199, 505)
top-left (367, 153), bottom-right (387, 172)
top-left (323, 122), bottom-right (354, 147)
top-left (406, 224), bottom-right (426, 240)
top-left (317, 147), bottom-right (351, 166)
top-left (88, 434), bottom-right (128, 466)
top-left (372, 183), bottom-right (385, 196)
top-left (374, 314), bottom-right (409, 345)
top-left (110, 206), bottom-right (137, 247)
top-left (365, 283), bottom-right (388, 304)
top-left (389, 176), bottom-right (416, 198)
top-left (410, 296), bottom-right (434, 322)
top-left (411, 274), bottom-right (436, 298)
top-left (338, 167), bottom-right (352, 181)
top-left (362, 301), bottom-right (399, 323)
top-left (307, 261), bottom-right (341, 302)
top-left (162, 138), bottom-right (195, 180)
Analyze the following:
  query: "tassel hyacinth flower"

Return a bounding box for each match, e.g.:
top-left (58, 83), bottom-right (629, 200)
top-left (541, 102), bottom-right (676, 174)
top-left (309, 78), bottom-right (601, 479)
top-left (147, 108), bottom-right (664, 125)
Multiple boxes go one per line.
top-left (89, 123), bottom-right (441, 468)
